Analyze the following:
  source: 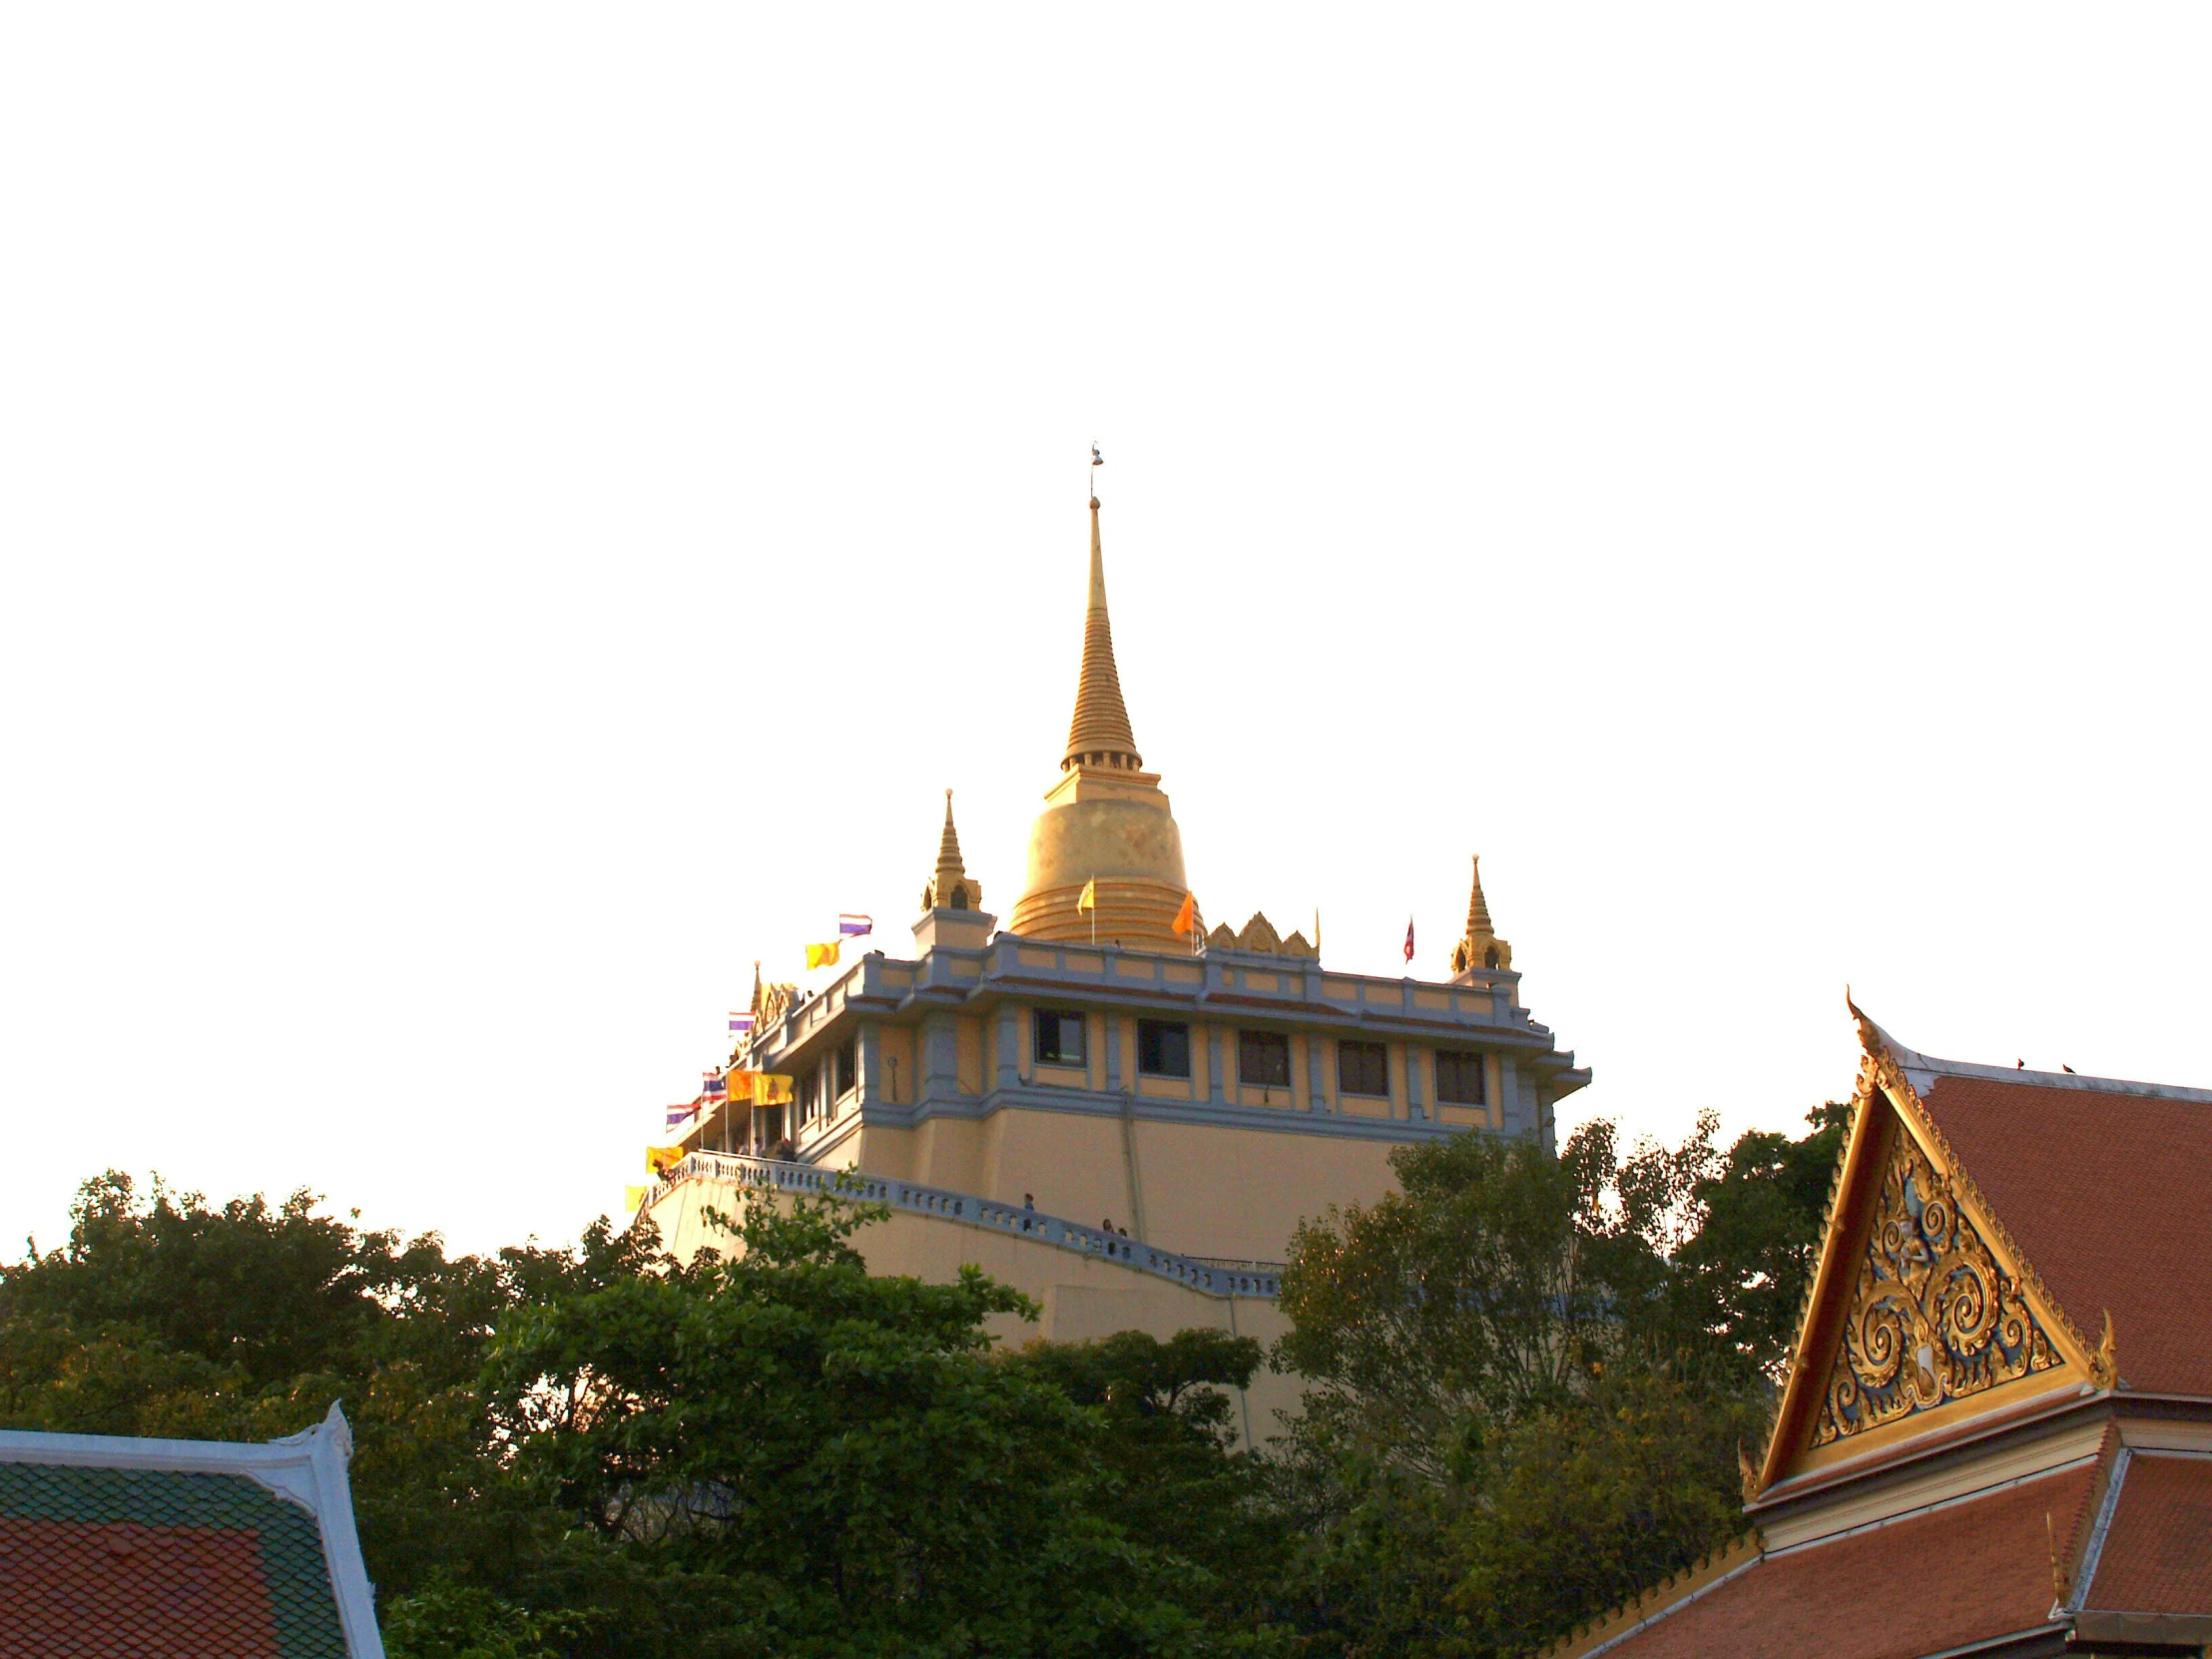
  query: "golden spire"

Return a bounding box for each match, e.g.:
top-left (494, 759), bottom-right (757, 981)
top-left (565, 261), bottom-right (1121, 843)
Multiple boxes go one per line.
top-left (1465, 854), bottom-right (1495, 936)
top-left (1450, 855), bottom-right (1513, 975)
top-left (1061, 495), bottom-right (1142, 772)
top-left (923, 790), bottom-right (979, 912)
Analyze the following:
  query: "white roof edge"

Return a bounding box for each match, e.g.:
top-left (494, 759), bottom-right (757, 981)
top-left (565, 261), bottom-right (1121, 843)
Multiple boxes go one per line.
top-left (0, 1402), bottom-right (384, 1659)
top-left (1868, 1019), bottom-right (2212, 1105)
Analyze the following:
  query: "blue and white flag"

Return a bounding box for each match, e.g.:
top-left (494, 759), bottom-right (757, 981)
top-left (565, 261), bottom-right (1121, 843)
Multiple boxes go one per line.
top-left (703, 1070), bottom-right (728, 1100)
top-left (838, 913), bottom-right (873, 938)
top-left (666, 1103), bottom-right (697, 1131)
top-left (729, 1010), bottom-right (756, 1035)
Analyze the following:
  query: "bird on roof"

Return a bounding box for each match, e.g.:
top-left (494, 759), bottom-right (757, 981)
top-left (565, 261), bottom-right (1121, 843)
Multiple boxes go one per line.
top-left (2016, 1059), bottom-right (2025, 1069)
top-left (2063, 1064), bottom-right (2076, 1074)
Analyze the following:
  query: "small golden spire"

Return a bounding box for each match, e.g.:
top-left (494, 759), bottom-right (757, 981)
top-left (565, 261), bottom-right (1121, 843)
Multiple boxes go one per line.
top-left (1450, 854), bottom-right (1513, 975)
top-left (1061, 494), bottom-right (1142, 773)
top-left (922, 790), bottom-right (979, 912)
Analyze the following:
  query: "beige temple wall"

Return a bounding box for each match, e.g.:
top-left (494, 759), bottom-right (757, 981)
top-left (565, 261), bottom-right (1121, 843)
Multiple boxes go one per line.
top-left (647, 1178), bottom-right (1301, 1448)
top-left (840, 1109), bottom-right (1403, 1265)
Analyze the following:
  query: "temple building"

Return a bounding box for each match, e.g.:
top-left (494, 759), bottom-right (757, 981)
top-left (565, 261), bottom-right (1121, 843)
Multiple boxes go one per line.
top-left (639, 489), bottom-right (1589, 1435)
top-left (1547, 1005), bottom-right (2212, 1659)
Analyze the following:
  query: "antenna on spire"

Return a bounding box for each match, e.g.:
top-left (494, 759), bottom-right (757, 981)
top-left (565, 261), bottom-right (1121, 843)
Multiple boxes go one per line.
top-left (1090, 440), bottom-right (1103, 508)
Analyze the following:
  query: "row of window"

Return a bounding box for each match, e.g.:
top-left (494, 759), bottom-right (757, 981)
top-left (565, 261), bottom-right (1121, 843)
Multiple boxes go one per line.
top-left (1032, 1009), bottom-right (1487, 1105)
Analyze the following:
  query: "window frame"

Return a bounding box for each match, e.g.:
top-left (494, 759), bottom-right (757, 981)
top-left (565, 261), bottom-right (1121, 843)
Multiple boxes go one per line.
top-left (1032, 1007), bottom-right (1088, 1069)
top-left (1137, 1018), bottom-right (1193, 1079)
top-left (832, 1037), bottom-right (857, 1100)
top-left (1238, 1029), bottom-right (1291, 1089)
top-left (1338, 1039), bottom-right (1389, 1099)
top-left (1434, 1047), bottom-right (1486, 1107)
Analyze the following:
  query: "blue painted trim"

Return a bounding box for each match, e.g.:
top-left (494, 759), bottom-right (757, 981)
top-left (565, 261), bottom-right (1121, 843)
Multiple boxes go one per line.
top-left (858, 1081), bottom-right (1469, 1145)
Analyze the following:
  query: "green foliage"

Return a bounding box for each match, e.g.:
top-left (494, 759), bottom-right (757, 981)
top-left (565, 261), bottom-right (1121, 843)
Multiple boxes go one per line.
top-left (485, 1187), bottom-right (1284, 1657)
top-left (0, 1170), bottom-right (664, 1608)
top-left (1673, 1101), bottom-right (1852, 1377)
top-left (382, 1575), bottom-right (584, 1659)
top-left (1010, 1328), bottom-right (1285, 1631)
top-left (1269, 1104), bottom-right (1844, 1657)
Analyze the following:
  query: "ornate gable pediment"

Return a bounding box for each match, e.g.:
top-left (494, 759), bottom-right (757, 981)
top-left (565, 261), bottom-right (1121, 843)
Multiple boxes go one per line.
top-left (1812, 1126), bottom-right (2060, 1446)
top-left (1753, 1002), bottom-right (2115, 1497)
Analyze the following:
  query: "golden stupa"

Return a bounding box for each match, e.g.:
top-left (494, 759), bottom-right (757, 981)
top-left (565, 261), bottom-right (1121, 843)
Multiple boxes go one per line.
top-left (1007, 495), bottom-right (1192, 952)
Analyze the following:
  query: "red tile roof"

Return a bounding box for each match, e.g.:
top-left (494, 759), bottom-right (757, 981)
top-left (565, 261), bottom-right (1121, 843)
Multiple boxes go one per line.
top-left (0, 1515), bottom-right (285, 1658)
top-left (1581, 1463), bottom-right (2094, 1659)
top-left (2085, 1452), bottom-right (2212, 1614)
top-left (1920, 1074), bottom-right (2212, 1397)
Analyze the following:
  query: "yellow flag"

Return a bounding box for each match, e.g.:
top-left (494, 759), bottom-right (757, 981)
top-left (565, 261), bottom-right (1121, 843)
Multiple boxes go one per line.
top-left (752, 1072), bottom-right (796, 1106)
top-left (1172, 891), bottom-right (1198, 936)
top-left (1077, 877), bottom-right (1097, 912)
top-left (646, 1146), bottom-right (685, 1176)
top-left (624, 1185), bottom-right (647, 1213)
top-left (806, 939), bottom-right (841, 969)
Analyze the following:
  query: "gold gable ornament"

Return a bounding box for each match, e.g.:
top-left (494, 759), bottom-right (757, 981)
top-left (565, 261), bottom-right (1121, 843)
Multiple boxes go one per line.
top-left (1812, 1129), bottom-right (2061, 1446)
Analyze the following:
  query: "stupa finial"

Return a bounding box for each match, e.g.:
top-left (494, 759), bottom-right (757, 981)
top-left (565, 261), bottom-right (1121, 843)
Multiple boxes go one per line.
top-left (922, 790), bottom-right (979, 913)
top-left (1450, 854), bottom-right (1513, 976)
top-left (1062, 485), bottom-right (1142, 773)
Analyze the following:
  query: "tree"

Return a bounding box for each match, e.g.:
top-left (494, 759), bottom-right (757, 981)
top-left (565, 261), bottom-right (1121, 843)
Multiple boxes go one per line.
top-left (0, 1170), bottom-right (662, 1612)
top-left (1009, 1328), bottom-right (1285, 1632)
top-left (487, 1184), bottom-right (1288, 1658)
top-left (1267, 1105), bottom-right (1842, 1658)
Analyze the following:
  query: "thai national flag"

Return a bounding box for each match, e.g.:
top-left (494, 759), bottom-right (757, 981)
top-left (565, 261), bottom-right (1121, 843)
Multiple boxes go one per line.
top-left (666, 1103), bottom-right (697, 1131)
top-left (703, 1070), bottom-right (728, 1100)
top-left (729, 1010), bottom-right (756, 1035)
top-left (838, 913), bottom-right (873, 938)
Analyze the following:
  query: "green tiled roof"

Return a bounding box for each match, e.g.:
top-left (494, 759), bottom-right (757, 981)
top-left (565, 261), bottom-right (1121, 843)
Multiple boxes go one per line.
top-left (0, 1462), bottom-right (349, 1658)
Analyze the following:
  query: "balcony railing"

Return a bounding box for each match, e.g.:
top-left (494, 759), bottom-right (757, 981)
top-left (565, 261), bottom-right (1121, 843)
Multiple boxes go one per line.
top-left (645, 1152), bottom-right (1281, 1300)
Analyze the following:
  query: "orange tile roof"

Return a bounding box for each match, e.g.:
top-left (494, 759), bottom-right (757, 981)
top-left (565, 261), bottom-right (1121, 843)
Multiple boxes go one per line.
top-left (1920, 1074), bottom-right (2212, 1397)
top-left (0, 1515), bottom-right (285, 1657)
top-left (1579, 1463), bottom-right (2094, 1659)
top-left (2084, 1452), bottom-right (2212, 1614)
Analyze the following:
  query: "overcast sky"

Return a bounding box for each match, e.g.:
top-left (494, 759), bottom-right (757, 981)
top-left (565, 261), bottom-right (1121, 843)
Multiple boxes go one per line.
top-left (3, 9), bottom-right (2207, 1260)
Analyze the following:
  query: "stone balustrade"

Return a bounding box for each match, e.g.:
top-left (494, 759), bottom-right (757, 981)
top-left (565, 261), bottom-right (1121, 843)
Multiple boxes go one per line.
top-left (645, 1151), bottom-right (1282, 1300)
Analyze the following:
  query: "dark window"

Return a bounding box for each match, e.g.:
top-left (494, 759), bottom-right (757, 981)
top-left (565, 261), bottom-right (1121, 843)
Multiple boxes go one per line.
top-left (1339, 1040), bottom-right (1388, 1098)
top-left (1033, 1008), bottom-right (1087, 1068)
top-left (1138, 1019), bottom-right (1191, 1078)
top-left (1434, 1048), bottom-right (1486, 1106)
top-left (833, 1038), bottom-right (856, 1099)
top-left (802, 1066), bottom-right (822, 1122)
top-left (1239, 1030), bottom-right (1290, 1089)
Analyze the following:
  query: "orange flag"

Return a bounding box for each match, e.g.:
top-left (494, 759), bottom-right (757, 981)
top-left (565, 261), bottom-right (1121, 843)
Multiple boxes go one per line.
top-left (1172, 892), bottom-right (1198, 936)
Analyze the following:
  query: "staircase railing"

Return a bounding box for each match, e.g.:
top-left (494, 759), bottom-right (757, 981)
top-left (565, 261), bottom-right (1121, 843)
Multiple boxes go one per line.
top-left (645, 1152), bottom-right (1281, 1300)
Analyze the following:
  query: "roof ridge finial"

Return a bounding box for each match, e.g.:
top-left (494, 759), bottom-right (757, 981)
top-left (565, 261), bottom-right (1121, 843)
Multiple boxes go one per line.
top-left (1061, 459), bottom-right (1142, 774)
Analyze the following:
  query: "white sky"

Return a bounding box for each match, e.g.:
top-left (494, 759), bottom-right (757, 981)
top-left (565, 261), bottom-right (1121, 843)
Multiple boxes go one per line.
top-left (3, 9), bottom-right (2208, 1261)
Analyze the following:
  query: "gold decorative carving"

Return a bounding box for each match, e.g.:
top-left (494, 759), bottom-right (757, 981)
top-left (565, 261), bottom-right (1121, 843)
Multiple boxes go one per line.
top-left (757, 980), bottom-right (800, 1031)
top-left (2092, 1310), bottom-right (2118, 1390)
top-left (1812, 1129), bottom-right (2058, 1446)
top-left (1205, 912), bottom-right (1320, 959)
top-left (1752, 998), bottom-right (2115, 1496)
